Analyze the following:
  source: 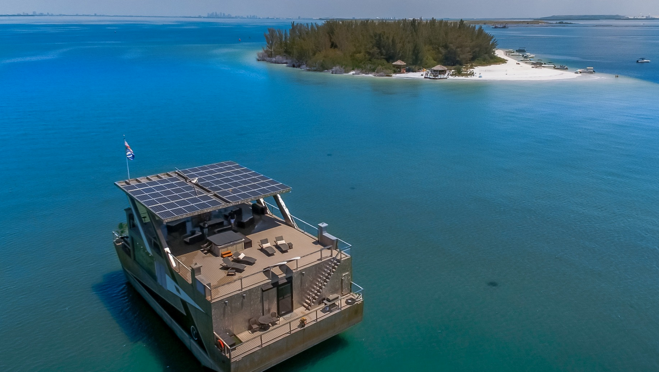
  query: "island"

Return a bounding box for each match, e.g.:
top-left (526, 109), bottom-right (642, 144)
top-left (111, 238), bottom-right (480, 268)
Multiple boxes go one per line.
top-left (257, 19), bottom-right (505, 75)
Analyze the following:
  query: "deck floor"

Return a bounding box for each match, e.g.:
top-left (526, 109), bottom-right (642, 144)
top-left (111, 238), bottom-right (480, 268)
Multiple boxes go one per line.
top-left (167, 214), bottom-right (329, 297)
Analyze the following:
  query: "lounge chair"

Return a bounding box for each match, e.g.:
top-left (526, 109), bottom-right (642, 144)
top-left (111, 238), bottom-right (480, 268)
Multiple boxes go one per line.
top-left (233, 253), bottom-right (257, 265)
top-left (222, 257), bottom-right (246, 272)
top-left (274, 236), bottom-right (290, 252)
top-left (259, 239), bottom-right (276, 256)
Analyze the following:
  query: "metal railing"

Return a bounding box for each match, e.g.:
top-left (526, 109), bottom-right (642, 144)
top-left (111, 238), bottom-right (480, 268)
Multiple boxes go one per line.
top-left (229, 283), bottom-right (364, 360)
top-left (170, 255), bottom-right (192, 284)
top-left (264, 202), bottom-right (353, 252)
top-left (204, 243), bottom-right (337, 302)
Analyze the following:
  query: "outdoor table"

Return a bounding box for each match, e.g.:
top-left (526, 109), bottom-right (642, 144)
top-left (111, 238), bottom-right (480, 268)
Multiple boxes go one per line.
top-left (258, 314), bottom-right (276, 326)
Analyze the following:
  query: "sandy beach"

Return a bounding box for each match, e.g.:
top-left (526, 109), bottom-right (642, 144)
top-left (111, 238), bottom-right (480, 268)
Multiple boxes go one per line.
top-left (384, 49), bottom-right (584, 81)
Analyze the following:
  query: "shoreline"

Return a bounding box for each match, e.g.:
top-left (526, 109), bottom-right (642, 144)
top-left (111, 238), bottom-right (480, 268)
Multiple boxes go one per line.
top-left (387, 50), bottom-right (584, 81)
top-left (259, 49), bottom-right (607, 82)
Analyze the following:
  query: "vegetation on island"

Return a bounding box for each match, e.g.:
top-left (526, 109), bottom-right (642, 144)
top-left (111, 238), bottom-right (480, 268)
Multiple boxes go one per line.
top-left (257, 19), bottom-right (504, 74)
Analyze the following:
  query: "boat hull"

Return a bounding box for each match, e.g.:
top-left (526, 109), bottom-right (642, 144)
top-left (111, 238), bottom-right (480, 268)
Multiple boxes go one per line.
top-left (124, 269), bottom-right (224, 371)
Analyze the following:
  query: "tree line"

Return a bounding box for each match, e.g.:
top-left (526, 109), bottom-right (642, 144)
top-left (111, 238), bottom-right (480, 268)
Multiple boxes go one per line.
top-left (260, 19), bottom-right (501, 72)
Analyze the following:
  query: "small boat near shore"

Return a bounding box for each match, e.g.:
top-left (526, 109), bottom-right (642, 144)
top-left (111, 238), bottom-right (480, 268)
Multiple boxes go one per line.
top-left (554, 65), bottom-right (568, 70)
top-left (575, 67), bottom-right (595, 74)
top-left (636, 57), bottom-right (651, 63)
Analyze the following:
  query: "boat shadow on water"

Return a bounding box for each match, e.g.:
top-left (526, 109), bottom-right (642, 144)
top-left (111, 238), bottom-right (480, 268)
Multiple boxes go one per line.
top-left (268, 335), bottom-right (350, 371)
top-left (93, 270), bottom-right (351, 371)
top-left (92, 270), bottom-right (199, 371)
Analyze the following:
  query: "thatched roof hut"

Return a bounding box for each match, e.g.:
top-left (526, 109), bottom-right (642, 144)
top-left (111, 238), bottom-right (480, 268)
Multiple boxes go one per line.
top-left (431, 65), bottom-right (448, 72)
top-left (392, 60), bottom-right (406, 73)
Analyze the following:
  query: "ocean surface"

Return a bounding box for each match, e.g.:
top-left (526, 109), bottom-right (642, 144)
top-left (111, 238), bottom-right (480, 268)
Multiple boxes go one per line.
top-left (1, 17), bottom-right (659, 372)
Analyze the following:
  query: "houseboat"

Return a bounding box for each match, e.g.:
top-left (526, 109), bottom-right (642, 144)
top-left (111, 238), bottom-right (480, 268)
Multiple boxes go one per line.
top-left (112, 161), bottom-right (364, 371)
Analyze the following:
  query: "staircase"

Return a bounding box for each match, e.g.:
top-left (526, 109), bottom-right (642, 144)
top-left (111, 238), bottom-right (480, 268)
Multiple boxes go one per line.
top-left (303, 257), bottom-right (341, 310)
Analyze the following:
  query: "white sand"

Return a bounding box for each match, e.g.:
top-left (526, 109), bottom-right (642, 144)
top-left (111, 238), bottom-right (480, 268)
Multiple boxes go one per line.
top-left (385, 49), bottom-right (584, 81)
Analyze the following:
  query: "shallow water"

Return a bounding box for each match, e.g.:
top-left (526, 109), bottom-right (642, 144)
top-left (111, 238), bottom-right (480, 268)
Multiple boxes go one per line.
top-left (1, 18), bottom-right (659, 372)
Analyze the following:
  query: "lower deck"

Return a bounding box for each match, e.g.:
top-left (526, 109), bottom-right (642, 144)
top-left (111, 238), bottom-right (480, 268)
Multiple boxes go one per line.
top-left (228, 292), bottom-right (363, 363)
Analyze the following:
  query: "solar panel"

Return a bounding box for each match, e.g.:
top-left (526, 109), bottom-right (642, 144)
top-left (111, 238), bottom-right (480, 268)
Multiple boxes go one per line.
top-left (115, 161), bottom-right (291, 222)
top-left (179, 161), bottom-right (290, 203)
top-left (118, 176), bottom-right (225, 221)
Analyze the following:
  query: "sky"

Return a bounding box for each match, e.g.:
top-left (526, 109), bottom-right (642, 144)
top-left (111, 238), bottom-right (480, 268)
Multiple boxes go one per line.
top-left (1, 0), bottom-right (658, 19)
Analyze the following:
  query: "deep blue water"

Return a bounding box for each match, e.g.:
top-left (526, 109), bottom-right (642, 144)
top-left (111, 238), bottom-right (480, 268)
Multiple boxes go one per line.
top-left (1, 17), bottom-right (659, 372)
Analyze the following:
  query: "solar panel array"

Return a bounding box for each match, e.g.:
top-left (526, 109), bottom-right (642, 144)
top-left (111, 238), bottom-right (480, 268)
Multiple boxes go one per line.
top-left (119, 176), bottom-right (225, 220)
top-left (179, 161), bottom-right (291, 203)
top-left (116, 161), bottom-right (291, 221)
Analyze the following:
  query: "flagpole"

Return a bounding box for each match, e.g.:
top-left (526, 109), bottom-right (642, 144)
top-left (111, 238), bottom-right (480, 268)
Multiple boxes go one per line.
top-left (124, 135), bottom-right (131, 179)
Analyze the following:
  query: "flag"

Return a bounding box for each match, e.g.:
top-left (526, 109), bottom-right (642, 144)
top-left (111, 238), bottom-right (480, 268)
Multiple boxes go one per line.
top-left (125, 139), bottom-right (135, 160)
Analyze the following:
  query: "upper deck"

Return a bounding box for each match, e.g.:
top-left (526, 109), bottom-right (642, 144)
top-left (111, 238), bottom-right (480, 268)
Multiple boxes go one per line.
top-left (166, 207), bottom-right (345, 301)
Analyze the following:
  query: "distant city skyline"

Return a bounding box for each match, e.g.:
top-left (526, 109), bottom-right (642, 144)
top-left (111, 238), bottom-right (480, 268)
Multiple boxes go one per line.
top-left (1, 0), bottom-right (658, 20)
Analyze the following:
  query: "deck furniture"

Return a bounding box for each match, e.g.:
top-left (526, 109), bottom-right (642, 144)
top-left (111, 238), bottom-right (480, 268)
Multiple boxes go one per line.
top-left (221, 251), bottom-right (233, 258)
top-left (248, 318), bottom-right (261, 333)
top-left (200, 241), bottom-right (212, 254)
top-left (201, 218), bottom-right (225, 229)
top-left (222, 257), bottom-right (246, 272)
top-left (233, 253), bottom-right (256, 265)
top-left (258, 314), bottom-right (276, 329)
top-left (323, 294), bottom-right (339, 306)
top-left (251, 203), bottom-right (267, 215)
top-left (259, 238), bottom-right (276, 256)
top-left (227, 268), bottom-right (236, 276)
top-left (217, 329), bottom-right (236, 347)
top-left (183, 230), bottom-right (204, 245)
top-left (274, 236), bottom-right (290, 252)
top-left (236, 216), bottom-right (254, 229)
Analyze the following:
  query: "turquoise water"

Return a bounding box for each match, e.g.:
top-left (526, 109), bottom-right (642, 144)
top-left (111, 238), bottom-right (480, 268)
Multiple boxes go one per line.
top-left (2, 18), bottom-right (659, 371)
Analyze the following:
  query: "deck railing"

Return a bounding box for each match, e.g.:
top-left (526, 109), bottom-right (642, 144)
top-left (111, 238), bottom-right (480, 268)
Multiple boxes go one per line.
top-left (204, 243), bottom-right (337, 302)
top-left (264, 202), bottom-right (352, 253)
top-left (228, 283), bottom-right (364, 360)
top-left (170, 255), bottom-right (192, 284)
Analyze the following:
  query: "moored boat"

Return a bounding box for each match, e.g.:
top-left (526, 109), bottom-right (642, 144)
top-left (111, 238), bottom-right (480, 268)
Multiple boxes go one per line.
top-left (112, 161), bottom-right (364, 372)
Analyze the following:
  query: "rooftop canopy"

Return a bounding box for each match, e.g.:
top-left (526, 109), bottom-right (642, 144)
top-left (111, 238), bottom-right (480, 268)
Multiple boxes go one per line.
top-left (115, 161), bottom-right (290, 222)
top-left (392, 60), bottom-right (406, 66)
top-left (431, 65), bottom-right (448, 71)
